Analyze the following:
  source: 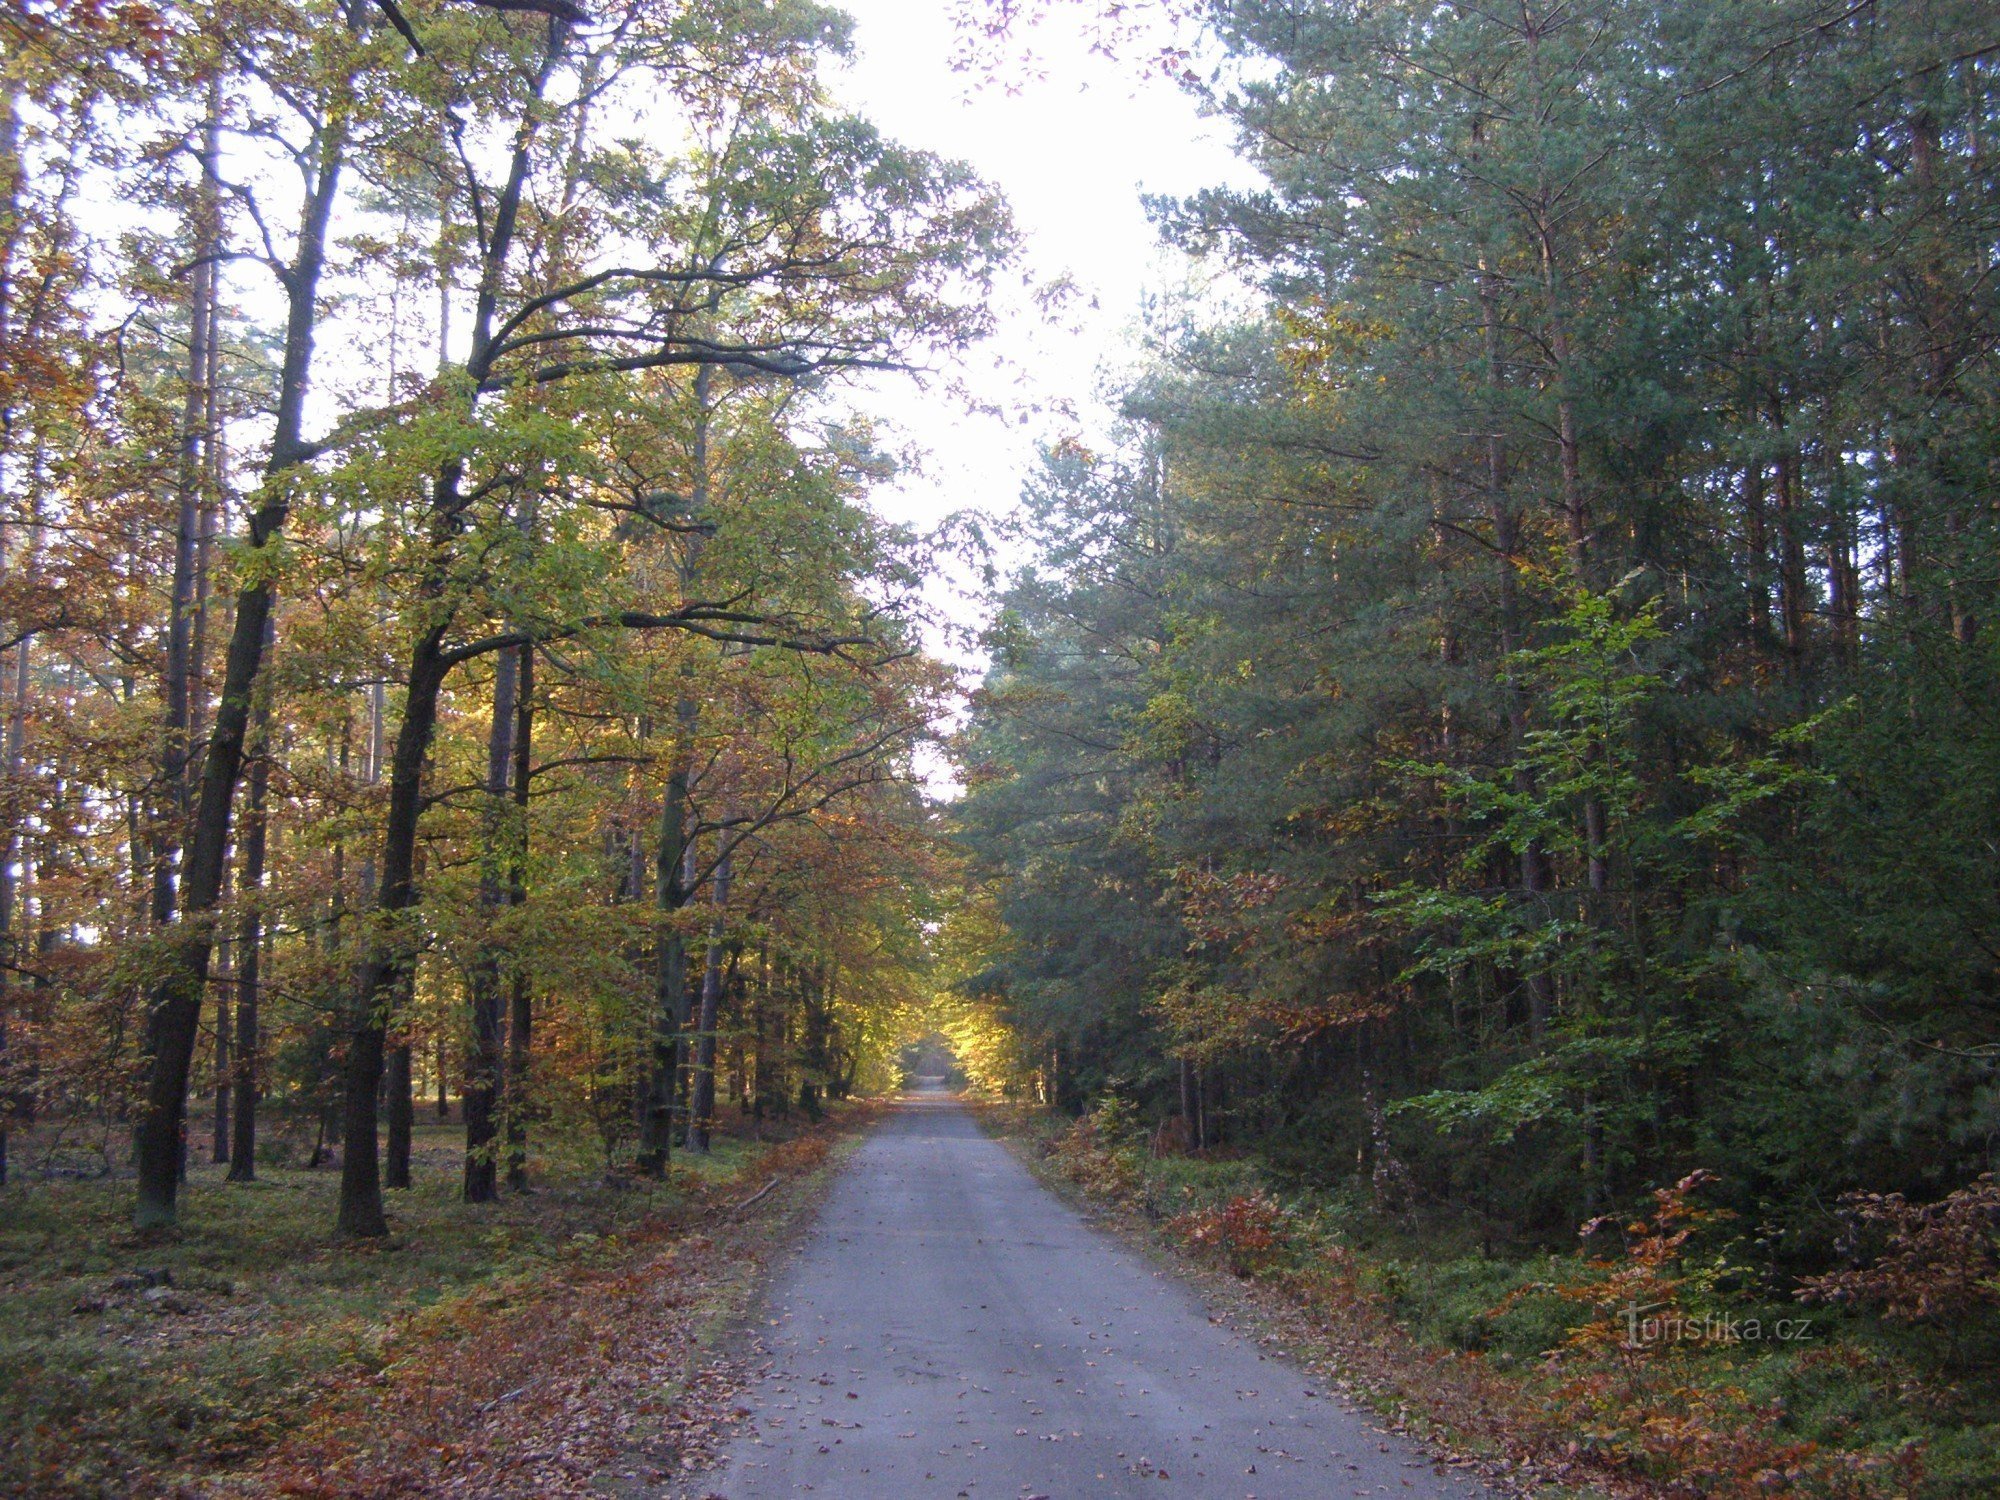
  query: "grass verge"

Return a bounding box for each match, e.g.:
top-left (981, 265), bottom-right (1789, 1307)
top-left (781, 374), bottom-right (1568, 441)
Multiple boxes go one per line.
top-left (0, 1109), bottom-right (873, 1499)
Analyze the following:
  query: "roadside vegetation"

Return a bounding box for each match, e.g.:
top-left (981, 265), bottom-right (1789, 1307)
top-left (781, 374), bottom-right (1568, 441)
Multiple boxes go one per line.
top-left (983, 1097), bottom-right (1998, 1500)
top-left (1, 1109), bottom-right (863, 1498)
top-left (952, 2), bottom-right (2000, 1495)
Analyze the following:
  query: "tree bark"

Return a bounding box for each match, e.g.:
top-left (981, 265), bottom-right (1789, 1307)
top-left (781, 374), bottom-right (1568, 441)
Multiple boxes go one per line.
top-left (638, 367), bottom-right (712, 1173)
top-left (333, 17), bottom-right (565, 1237)
top-left (1479, 258), bottom-right (1557, 1033)
top-left (153, 81), bottom-right (218, 937)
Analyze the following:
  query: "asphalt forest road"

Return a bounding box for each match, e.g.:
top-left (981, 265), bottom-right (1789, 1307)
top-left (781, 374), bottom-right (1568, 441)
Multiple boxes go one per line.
top-left (703, 1088), bottom-right (1491, 1500)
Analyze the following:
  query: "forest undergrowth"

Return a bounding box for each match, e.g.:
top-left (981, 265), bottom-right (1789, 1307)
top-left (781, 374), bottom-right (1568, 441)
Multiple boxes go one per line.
top-left (985, 1100), bottom-right (1999, 1500)
top-left (0, 1107), bottom-right (870, 1499)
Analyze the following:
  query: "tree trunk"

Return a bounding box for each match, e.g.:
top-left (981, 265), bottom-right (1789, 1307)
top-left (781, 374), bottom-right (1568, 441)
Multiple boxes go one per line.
top-left (637, 367), bottom-right (713, 1173)
top-left (384, 1038), bottom-right (413, 1190)
top-left (224, 913), bottom-right (260, 1182)
top-left (1480, 259), bottom-right (1557, 1033)
top-left (336, 21), bottom-right (565, 1236)
top-left (504, 647), bottom-right (534, 1192)
top-left (210, 951), bottom-right (231, 1163)
top-left (0, 516), bottom-right (35, 1189)
top-left (1178, 1056), bottom-right (1196, 1149)
top-left (224, 666), bottom-right (270, 1183)
top-left (683, 836), bottom-right (736, 1154)
top-left (463, 641), bottom-right (519, 1204)
top-left (1743, 461), bottom-right (1770, 637)
top-left (133, 61), bottom-right (353, 1229)
top-left (152, 82), bottom-right (218, 939)
top-left (336, 630), bottom-right (448, 1238)
top-left (798, 962), bottom-right (829, 1122)
top-left (1770, 398), bottom-right (1807, 674)
top-left (637, 721), bottom-right (693, 1174)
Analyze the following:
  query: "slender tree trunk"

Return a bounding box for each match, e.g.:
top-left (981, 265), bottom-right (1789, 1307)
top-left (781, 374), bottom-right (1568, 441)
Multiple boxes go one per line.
top-left (1770, 398), bottom-right (1807, 674)
top-left (1743, 460), bottom-right (1771, 637)
top-left (187, 65), bottom-right (225, 793)
top-left (1480, 260), bottom-right (1556, 1032)
top-left (337, 629), bottom-right (448, 1238)
top-left (384, 1019), bottom-right (414, 1189)
top-left (684, 835), bottom-right (736, 1154)
top-left (504, 647), bottom-right (534, 1192)
top-left (463, 642), bottom-right (519, 1204)
top-left (1531, 164), bottom-right (1610, 903)
top-left (797, 960), bottom-right (830, 1122)
top-left (334, 21), bottom-right (564, 1237)
top-left (0, 83), bottom-right (19, 1190)
top-left (749, 942), bottom-right (770, 1124)
top-left (210, 956), bottom-right (230, 1161)
top-left (1907, 109), bottom-right (1974, 646)
top-left (637, 720), bottom-right (692, 1175)
top-left (355, 682), bottom-right (414, 1194)
top-left (638, 367), bottom-right (712, 1172)
top-left (224, 669), bottom-right (269, 1183)
top-left (133, 55), bottom-right (353, 1229)
top-left (1178, 1056), bottom-right (1196, 1151)
top-left (196, 75), bottom-right (229, 1167)
top-left (152, 85), bottom-right (218, 938)
top-left (0, 487), bottom-right (38, 1188)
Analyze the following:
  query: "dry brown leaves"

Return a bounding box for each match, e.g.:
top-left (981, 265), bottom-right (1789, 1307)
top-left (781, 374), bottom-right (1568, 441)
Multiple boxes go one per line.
top-left (203, 1131), bottom-right (847, 1500)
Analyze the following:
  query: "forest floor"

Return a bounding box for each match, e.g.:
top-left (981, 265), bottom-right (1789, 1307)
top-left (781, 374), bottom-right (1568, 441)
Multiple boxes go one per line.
top-left (0, 1105), bottom-right (870, 1499)
top-left (980, 1103), bottom-right (1998, 1500)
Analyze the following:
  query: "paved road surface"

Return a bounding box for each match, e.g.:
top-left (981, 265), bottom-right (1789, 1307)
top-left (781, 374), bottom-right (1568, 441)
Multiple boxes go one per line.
top-left (704, 1090), bottom-right (1490, 1499)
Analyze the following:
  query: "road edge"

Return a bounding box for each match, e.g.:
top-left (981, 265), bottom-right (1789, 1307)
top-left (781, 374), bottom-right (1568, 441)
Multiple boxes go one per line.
top-left (965, 1098), bottom-right (1622, 1500)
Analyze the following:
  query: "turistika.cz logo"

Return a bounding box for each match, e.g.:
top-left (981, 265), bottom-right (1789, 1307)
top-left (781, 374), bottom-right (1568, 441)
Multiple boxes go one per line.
top-left (1621, 1303), bottom-right (1815, 1346)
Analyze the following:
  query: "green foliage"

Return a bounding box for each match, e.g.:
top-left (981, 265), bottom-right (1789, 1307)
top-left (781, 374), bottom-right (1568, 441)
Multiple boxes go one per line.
top-left (957, 2), bottom-right (2000, 1487)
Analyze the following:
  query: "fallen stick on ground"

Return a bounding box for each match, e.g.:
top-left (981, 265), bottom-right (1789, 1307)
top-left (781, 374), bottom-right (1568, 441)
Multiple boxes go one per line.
top-left (731, 1177), bottom-right (780, 1216)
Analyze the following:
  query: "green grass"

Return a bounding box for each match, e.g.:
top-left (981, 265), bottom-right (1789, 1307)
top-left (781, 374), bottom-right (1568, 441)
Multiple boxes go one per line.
top-left (0, 1121), bottom-right (757, 1498)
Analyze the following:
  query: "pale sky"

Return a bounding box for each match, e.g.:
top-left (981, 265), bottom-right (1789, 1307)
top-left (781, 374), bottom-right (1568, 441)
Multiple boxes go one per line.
top-left (825, 1), bottom-right (1253, 652)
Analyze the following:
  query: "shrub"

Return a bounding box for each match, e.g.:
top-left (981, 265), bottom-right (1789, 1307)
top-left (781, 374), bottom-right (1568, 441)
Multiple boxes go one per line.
top-left (1048, 1111), bottom-right (1142, 1200)
top-left (1799, 1175), bottom-right (2000, 1325)
top-left (1168, 1192), bottom-right (1288, 1277)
